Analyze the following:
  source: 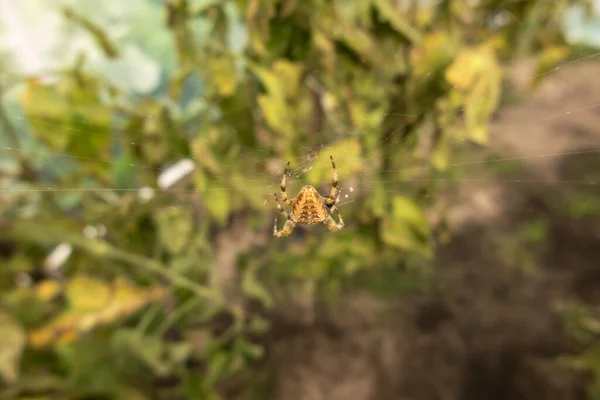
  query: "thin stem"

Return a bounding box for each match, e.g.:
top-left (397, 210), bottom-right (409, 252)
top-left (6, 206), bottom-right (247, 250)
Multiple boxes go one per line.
top-left (3, 221), bottom-right (221, 303)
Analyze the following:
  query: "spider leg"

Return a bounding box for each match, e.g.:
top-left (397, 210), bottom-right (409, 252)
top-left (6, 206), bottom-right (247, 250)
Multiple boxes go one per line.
top-left (325, 155), bottom-right (339, 205)
top-left (323, 211), bottom-right (344, 233)
top-left (274, 218), bottom-right (296, 238)
top-left (280, 161), bottom-right (293, 205)
top-left (273, 193), bottom-right (296, 237)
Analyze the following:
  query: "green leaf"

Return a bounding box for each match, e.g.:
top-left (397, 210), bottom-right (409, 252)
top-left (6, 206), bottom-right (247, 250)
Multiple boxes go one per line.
top-left (257, 94), bottom-right (293, 136)
top-left (206, 54), bottom-right (238, 97)
top-left (112, 153), bottom-right (140, 189)
top-left (203, 182), bottom-right (231, 224)
top-left (248, 59), bottom-right (302, 137)
top-left (55, 338), bottom-right (122, 396)
top-left (155, 206), bottom-right (194, 254)
top-left (241, 266), bottom-right (273, 308)
top-left (0, 310), bottom-right (25, 384)
top-left (306, 139), bottom-right (362, 185)
top-left (367, 176), bottom-right (386, 217)
top-left (20, 77), bottom-right (113, 179)
top-left (381, 196), bottom-right (431, 257)
top-left (205, 351), bottom-right (231, 387)
top-left (113, 329), bottom-right (169, 376)
top-left (236, 337), bottom-right (264, 360)
top-left (372, 0), bottom-right (421, 44)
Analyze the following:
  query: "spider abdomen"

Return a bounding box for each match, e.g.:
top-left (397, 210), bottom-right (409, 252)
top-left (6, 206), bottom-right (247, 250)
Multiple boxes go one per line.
top-left (291, 186), bottom-right (328, 225)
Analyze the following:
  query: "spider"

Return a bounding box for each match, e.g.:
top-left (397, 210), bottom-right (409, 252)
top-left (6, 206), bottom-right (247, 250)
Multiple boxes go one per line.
top-left (273, 155), bottom-right (345, 238)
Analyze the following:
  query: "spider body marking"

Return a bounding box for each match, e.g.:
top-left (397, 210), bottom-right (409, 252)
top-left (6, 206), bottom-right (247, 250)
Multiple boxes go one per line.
top-left (273, 155), bottom-right (344, 238)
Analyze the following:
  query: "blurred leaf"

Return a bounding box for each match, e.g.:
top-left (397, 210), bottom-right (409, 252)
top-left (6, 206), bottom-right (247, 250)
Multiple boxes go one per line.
top-left (257, 95), bottom-right (292, 136)
top-left (155, 206), bottom-right (194, 254)
top-left (534, 45), bottom-right (570, 86)
top-left (203, 182), bottom-right (231, 224)
top-left (205, 350), bottom-right (232, 388)
top-left (372, 0), bottom-right (420, 44)
top-left (206, 54), bottom-right (238, 97)
top-left (20, 77), bottom-right (113, 178)
top-left (112, 153), bottom-right (140, 189)
top-left (29, 276), bottom-right (167, 348)
top-left (249, 59), bottom-right (302, 137)
top-left (445, 45), bottom-right (501, 144)
top-left (241, 265), bottom-right (273, 308)
top-left (56, 337), bottom-right (121, 395)
top-left (410, 31), bottom-right (456, 80)
top-left (0, 310), bottom-right (25, 384)
top-left (66, 275), bottom-right (112, 310)
top-left (367, 176), bottom-right (386, 218)
top-left (381, 196), bottom-right (431, 257)
top-left (192, 133), bottom-right (223, 174)
top-left (113, 329), bottom-right (168, 375)
top-left (236, 337), bottom-right (264, 360)
top-left (34, 279), bottom-right (62, 302)
top-left (306, 139), bottom-right (362, 185)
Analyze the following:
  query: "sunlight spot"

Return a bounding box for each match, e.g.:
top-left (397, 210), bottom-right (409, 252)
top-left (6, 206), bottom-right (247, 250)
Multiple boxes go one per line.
top-left (349, 186), bottom-right (354, 192)
top-left (344, 194), bottom-right (348, 198)
top-left (83, 225), bottom-right (98, 239)
top-left (138, 186), bottom-right (155, 202)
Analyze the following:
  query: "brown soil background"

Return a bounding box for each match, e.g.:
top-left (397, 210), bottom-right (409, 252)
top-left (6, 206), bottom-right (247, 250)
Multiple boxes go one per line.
top-left (265, 60), bottom-right (600, 400)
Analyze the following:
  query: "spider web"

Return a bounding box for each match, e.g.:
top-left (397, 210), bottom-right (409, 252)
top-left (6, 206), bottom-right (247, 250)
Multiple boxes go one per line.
top-left (1, 0), bottom-right (600, 247)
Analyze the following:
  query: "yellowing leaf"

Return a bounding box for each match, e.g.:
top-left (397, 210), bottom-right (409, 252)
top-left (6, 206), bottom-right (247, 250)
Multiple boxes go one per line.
top-left (0, 311), bottom-right (25, 384)
top-left (445, 46), bottom-right (499, 90)
top-left (35, 279), bottom-right (62, 302)
top-left (29, 277), bottom-right (167, 348)
top-left (306, 139), bottom-right (362, 185)
top-left (410, 31), bottom-right (456, 79)
top-left (445, 46), bottom-right (501, 144)
top-left (208, 55), bottom-right (237, 96)
top-left (66, 275), bottom-right (112, 311)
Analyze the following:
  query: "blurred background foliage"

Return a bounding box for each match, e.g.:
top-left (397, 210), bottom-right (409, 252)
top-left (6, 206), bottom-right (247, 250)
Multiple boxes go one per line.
top-left (0, 0), bottom-right (598, 399)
